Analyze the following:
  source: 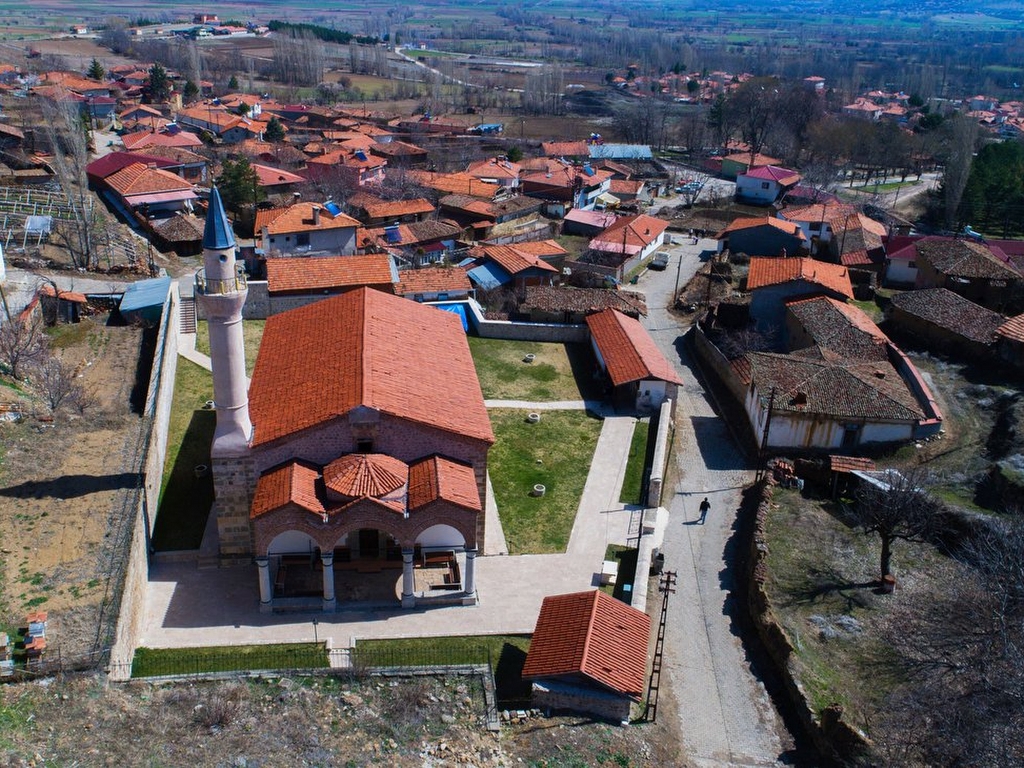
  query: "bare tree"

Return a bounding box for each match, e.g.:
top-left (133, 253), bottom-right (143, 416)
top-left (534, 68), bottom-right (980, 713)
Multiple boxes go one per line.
top-left (39, 95), bottom-right (106, 270)
top-left (939, 114), bottom-right (979, 231)
top-left (851, 469), bottom-right (934, 582)
top-left (33, 354), bottom-right (83, 414)
top-left (0, 311), bottom-right (47, 380)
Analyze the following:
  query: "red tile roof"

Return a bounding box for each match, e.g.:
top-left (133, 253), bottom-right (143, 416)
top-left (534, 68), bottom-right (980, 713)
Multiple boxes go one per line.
top-left (395, 266), bottom-right (472, 296)
top-left (828, 455), bottom-right (877, 473)
top-left (323, 453), bottom-right (408, 511)
top-left (248, 287), bottom-right (494, 447)
top-left (104, 162), bottom-right (194, 197)
top-left (590, 214), bottom-right (669, 255)
top-left (996, 313), bottom-right (1024, 343)
top-left (585, 308), bottom-right (683, 387)
top-left (512, 240), bottom-right (568, 259)
top-left (256, 202), bottom-right (360, 235)
top-left (265, 255), bottom-right (394, 294)
top-left (251, 163), bottom-right (305, 188)
top-left (742, 165), bottom-right (801, 186)
top-left (474, 244), bottom-right (559, 276)
top-left (408, 456), bottom-right (482, 512)
top-left (746, 257), bottom-right (853, 299)
top-left (251, 460), bottom-right (324, 518)
top-left (522, 590), bottom-right (651, 698)
top-left (717, 216), bottom-right (802, 237)
top-left (362, 197), bottom-right (435, 220)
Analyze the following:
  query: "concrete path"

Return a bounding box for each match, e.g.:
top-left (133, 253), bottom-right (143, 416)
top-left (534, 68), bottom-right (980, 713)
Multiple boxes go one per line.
top-left (140, 414), bottom-right (641, 649)
top-left (636, 243), bottom-right (791, 766)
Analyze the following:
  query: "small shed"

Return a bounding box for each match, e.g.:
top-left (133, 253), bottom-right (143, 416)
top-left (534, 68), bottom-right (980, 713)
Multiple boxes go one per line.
top-left (585, 308), bottom-right (682, 415)
top-left (522, 590), bottom-right (651, 724)
top-left (119, 276), bottom-right (171, 326)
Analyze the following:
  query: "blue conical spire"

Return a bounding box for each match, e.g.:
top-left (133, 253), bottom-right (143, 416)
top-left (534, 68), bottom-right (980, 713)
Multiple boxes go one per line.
top-left (203, 186), bottom-right (236, 250)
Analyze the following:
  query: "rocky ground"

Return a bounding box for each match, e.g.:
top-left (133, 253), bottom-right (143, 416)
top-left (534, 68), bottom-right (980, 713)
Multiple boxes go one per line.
top-left (0, 673), bottom-right (664, 767)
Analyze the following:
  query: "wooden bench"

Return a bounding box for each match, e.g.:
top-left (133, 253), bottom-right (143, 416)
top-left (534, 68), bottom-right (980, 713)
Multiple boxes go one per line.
top-left (441, 558), bottom-right (462, 590)
top-left (423, 549), bottom-right (455, 568)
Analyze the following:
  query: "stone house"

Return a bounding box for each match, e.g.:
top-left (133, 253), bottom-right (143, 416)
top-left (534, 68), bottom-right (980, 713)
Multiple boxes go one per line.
top-left (886, 288), bottom-right (1005, 361)
top-left (716, 217), bottom-right (807, 258)
top-left (746, 256), bottom-right (853, 331)
top-left (522, 590), bottom-right (650, 724)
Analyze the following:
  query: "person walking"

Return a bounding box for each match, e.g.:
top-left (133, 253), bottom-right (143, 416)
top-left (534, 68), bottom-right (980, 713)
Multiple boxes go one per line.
top-left (698, 497), bottom-right (711, 524)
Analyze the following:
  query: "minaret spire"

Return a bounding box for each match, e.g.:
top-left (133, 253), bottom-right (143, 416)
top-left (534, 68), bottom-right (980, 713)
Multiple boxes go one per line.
top-left (195, 187), bottom-right (254, 559)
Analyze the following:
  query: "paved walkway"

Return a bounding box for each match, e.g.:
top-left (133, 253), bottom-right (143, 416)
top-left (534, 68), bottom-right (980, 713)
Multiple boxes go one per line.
top-left (637, 243), bottom-right (791, 766)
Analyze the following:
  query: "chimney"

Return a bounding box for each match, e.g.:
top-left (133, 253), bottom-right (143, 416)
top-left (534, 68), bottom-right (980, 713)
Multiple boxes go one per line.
top-left (312, 206), bottom-right (321, 226)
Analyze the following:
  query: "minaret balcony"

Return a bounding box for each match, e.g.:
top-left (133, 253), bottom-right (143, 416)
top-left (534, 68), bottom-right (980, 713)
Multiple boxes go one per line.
top-left (195, 265), bottom-right (247, 296)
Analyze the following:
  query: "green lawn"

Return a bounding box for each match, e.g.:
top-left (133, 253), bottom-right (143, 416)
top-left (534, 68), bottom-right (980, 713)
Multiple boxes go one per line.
top-left (152, 359), bottom-right (215, 551)
top-left (469, 337), bottom-right (596, 401)
top-left (488, 408), bottom-right (602, 554)
top-left (194, 320), bottom-right (265, 376)
top-left (357, 635), bottom-right (532, 704)
top-left (619, 420), bottom-right (649, 505)
top-left (132, 643), bottom-right (328, 678)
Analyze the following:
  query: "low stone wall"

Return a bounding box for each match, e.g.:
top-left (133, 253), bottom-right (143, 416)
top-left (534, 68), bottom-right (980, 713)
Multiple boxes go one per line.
top-left (646, 399), bottom-right (673, 508)
top-left (746, 481), bottom-right (873, 765)
top-left (530, 680), bottom-right (633, 724)
top-left (108, 282), bottom-right (181, 680)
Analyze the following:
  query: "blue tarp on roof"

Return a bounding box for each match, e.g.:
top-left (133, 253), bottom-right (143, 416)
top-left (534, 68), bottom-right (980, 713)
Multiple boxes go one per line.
top-left (588, 144), bottom-right (653, 160)
top-left (119, 276), bottom-right (172, 313)
top-left (430, 301), bottom-right (470, 331)
top-left (466, 261), bottom-right (509, 291)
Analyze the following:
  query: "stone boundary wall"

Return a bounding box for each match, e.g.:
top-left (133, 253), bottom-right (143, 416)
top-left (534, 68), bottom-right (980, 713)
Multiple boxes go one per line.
top-left (646, 399), bottom-right (674, 508)
top-left (108, 283), bottom-right (180, 680)
top-left (462, 298), bottom-right (589, 343)
top-left (746, 480), bottom-right (872, 765)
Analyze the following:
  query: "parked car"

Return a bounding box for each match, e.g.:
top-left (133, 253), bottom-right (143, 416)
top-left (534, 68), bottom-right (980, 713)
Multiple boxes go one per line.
top-left (650, 252), bottom-right (670, 270)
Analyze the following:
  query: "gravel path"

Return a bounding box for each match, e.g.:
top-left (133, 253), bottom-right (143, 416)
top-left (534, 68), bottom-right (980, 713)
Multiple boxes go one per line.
top-left (636, 242), bottom-right (793, 766)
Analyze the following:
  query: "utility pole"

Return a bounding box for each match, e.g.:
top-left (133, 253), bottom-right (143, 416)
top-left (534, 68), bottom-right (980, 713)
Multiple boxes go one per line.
top-left (754, 386), bottom-right (776, 484)
top-left (643, 570), bottom-right (677, 722)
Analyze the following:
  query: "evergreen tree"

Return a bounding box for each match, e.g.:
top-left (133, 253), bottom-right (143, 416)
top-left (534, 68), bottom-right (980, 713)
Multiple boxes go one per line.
top-left (182, 79), bottom-right (200, 104)
top-left (144, 62), bottom-right (171, 103)
top-left (264, 116), bottom-right (285, 143)
top-left (228, 74), bottom-right (239, 91)
top-left (87, 58), bottom-right (104, 81)
top-left (217, 156), bottom-right (264, 214)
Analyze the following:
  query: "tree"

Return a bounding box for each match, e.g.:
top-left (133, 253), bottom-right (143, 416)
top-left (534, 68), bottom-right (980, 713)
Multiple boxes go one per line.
top-left (264, 116), bottom-right (285, 143)
top-left (505, 145), bottom-right (523, 163)
top-left (217, 157), bottom-right (264, 215)
top-left (686, 78), bottom-right (699, 94)
top-left (87, 58), bottom-right (104, 81)
top-left (873, 519), bottom-right (1024, 766)
top-left (0, 312), bottom-right (46, 380)
top-left (938, 114), bottom-right (979, 230)
top-left (227, 74), bottom-right (239, 91)
top-left (852, 469), bottom-right (933, 582)
top-left (182, 79), bottom-right (200, 104)
top-left (33, 354), bottom-right (83, 414)
top-left (144, 62), bottom-right (171, 103)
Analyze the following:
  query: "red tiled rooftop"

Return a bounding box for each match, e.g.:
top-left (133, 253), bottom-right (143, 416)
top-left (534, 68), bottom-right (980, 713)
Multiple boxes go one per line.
top-left (586, 308), bottom-right (683, 387)
top-left (522, 590), bottom-right (651, 698)
top-left (251, 460), bottom-right (324, 518)
top-left (265, 255), bottom-right (393, 294)
top-left (746, 257), bottom-right (853, 299)
top-left (248, 287), bottom-right (494, 447)
top-left (395, 267), bottom-right (472, 296)
top-left (408, 456), bottom-right (481, 512)
top-left (323, 453), bottom-right (408, 511)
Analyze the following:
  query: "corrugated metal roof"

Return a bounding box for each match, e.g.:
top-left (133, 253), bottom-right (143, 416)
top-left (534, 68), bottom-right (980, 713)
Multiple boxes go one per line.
top-left (119, 276), bottom-right (172, 312)
top-left (467, 261), bottom-right (509, 290)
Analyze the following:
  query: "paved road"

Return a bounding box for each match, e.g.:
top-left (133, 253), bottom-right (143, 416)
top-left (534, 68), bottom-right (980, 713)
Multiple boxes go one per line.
top-left (636, 245), bottom-right (794, 766)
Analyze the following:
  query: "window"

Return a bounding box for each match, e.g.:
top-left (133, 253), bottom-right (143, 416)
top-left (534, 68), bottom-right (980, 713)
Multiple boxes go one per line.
top-left (809, 222), bottom-right (821, 231)
top-left (296, 232), bottom-right (310, 247)
top-left (907, 261), bottom-right (916, 268)
top-left (761, 182), bottom-right (770, 189)
top-left (437, 293), bottom-right (449, 301)
top-left (356, 438), bottom-right (373, 453)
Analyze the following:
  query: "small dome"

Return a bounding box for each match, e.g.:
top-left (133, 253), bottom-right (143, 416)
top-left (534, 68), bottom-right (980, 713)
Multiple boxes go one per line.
top-left (323, 453), bottom-right (408, 501)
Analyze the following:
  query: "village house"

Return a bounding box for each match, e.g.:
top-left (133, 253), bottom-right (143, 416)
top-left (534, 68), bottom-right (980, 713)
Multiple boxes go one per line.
top-left (256, 202), bottom-right (361, 256)
top-left (734, 165), bottom-right (802, 205)
top-left (100, 161), bottom-right (197, 218)
top-left (438, 193), bottom-right (548, 243)
top-left (517, 285), bottom-right (647, 324)
top-left (886, 288), bottom-right (1005, 361)
top-left (716, 217), bottom-right (807, 258)
top-left (393, 266), bottom-right (474, 303)
top-left (346, 192), bottom-right (435, 226)
top-left (586, 308), bottom-right (682, 415)
top-left (911, 237), bottom-right (1022, 311)
top-left (746, 256), bottom-right (853, 331)
top-left (586, 214), bottom-right (669, 276)
top-left (464, 243), bottom-right (560, 291)
top-left (358, 220), bottom-right (463, 267)
top-left (522, 590), bottom-right (650, 723)
top-left (305, 148), bottom-right (387, 187)
top-left (720, 152), bottom-right (783, 180)
top-left (465, 157), bottom-right (521, 189)
top-left (731, 296), bottom-right (942, 450)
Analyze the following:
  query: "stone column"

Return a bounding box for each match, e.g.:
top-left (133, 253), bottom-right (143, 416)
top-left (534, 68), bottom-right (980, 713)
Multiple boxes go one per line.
top-left (401, 548), bottom-right (416, 608)
top-left (256, 557), bottom-right (272, 613)
top-left (463, 548), bottom-right (478, 604)
top-left (321, 552), bottom-right (336, 612)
